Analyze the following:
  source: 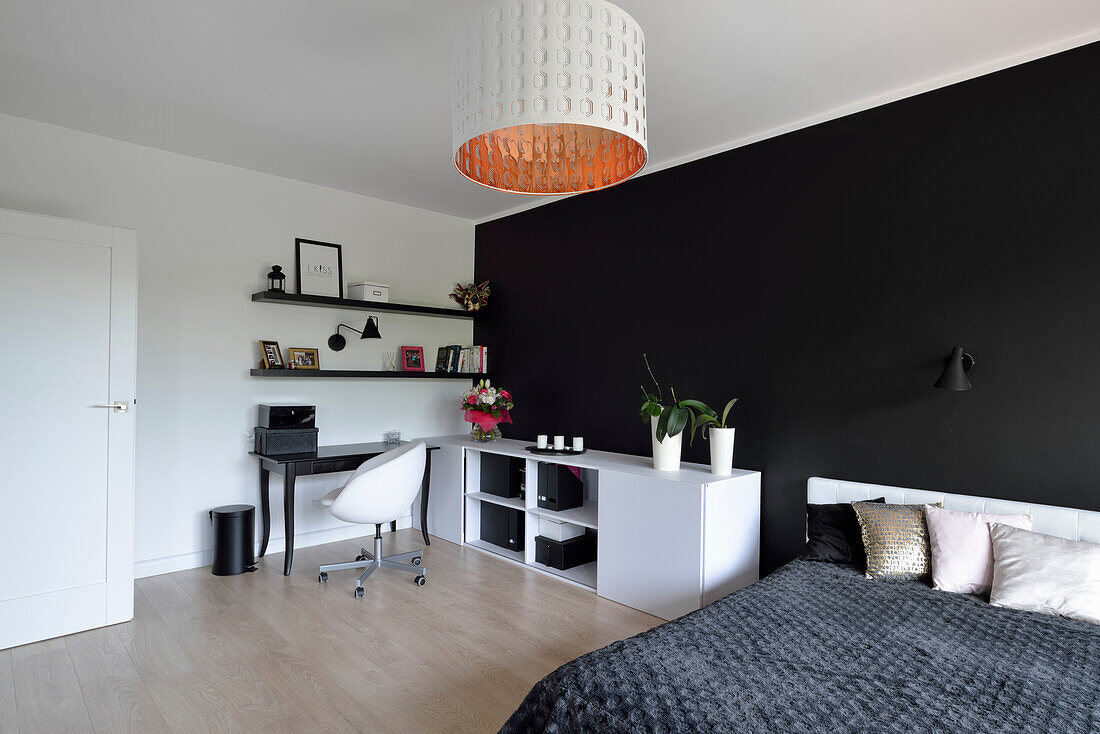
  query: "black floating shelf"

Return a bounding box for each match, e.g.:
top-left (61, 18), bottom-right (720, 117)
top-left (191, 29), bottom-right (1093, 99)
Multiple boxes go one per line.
top-left (250, 369), bottom-right (486, 380)
top-left (251, 291), bottom-right (476, 320)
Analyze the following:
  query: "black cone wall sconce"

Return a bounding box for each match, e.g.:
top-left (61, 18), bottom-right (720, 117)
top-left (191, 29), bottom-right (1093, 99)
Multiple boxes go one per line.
top-left (934, 346), bottom-right (975, 391)
top-left (327, 316), bottom-right (381, 351)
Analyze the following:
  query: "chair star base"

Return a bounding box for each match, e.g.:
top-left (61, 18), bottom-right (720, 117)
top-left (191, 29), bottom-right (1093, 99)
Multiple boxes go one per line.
top-left (318, 527), bottom-right (425, 597)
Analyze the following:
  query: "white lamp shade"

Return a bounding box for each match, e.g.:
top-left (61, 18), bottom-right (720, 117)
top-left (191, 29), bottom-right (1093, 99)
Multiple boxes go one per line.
top-left (453, 0), bottom-right (647, 195)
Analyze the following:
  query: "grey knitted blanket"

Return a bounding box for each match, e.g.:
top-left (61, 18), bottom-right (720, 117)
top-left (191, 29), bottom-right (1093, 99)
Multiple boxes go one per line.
top-left (500, 559), bottom-right (1100, 733)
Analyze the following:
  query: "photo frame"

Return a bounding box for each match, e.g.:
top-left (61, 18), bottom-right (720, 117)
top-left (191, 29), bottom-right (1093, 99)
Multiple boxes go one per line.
top-left (295, 238), bottom-right (344, 298)
top-left (259, 340), bottom-right (284, 369)
top-left (400, 346), bottom-right (425, 372)
top-left (287, 347), bottom-right (320, 370)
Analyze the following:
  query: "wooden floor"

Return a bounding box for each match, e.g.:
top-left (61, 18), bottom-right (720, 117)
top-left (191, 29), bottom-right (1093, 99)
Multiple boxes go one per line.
top-left (0, 530), bottom-right (661, 733)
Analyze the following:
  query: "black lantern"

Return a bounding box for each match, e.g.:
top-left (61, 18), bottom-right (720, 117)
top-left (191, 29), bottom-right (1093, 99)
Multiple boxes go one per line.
top-left (266, 265), bottom-right (286, 293)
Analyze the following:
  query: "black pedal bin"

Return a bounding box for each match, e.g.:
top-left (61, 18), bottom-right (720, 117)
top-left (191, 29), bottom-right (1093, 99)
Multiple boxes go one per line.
top-left (209, 504), bottom-right (257, 575)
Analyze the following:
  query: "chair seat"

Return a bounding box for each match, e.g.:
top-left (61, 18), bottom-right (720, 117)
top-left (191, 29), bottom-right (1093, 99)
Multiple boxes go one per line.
top-left (326, 441), bottom-right (426, 525)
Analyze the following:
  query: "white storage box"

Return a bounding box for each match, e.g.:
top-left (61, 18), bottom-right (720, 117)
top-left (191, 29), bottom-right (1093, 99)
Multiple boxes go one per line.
top-left (539, 517), bottom-right (585, 542)
top-left (347, 281), bottom-right (390, 302)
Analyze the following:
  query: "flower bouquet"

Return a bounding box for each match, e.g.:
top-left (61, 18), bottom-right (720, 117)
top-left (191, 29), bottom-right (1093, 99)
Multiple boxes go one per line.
top-left (461, 379), bottom-right (513, 442)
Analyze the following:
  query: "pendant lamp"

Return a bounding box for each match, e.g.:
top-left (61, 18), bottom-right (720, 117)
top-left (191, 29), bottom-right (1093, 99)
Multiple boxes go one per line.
top-left (453, 0), bottom-right (647, 195)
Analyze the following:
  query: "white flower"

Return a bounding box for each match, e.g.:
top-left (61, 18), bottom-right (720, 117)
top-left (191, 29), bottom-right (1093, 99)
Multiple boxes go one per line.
top-left (480, 393), bottom-right (496, 405)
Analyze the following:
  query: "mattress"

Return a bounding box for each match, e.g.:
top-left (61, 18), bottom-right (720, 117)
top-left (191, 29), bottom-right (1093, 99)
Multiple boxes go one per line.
top-left (500, 560), bottom-right (1100, 733)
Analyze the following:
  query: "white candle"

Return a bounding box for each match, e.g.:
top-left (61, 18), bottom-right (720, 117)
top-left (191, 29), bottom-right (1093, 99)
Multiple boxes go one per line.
top-left (553, 435), bottom-right (565, 450)
top-left (536, 434), bottom-right (548, 449)
top-left (573, 436), bottom-right (584, 451)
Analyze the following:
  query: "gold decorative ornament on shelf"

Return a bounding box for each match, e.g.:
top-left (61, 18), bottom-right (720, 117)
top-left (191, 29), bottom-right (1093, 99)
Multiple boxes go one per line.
top-left (450, 281), bottom-right (490, 311)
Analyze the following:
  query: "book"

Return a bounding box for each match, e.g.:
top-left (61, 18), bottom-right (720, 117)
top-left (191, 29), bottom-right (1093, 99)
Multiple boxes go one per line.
top-left (435, 347), bottom-right (450, 372)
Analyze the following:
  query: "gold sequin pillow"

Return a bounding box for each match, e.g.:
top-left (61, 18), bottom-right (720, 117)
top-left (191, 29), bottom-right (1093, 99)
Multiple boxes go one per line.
top-left (852, 502), bottom-right (940, 581)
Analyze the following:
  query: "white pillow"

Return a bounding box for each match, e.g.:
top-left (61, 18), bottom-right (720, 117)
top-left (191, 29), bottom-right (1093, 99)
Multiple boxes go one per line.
top-left (989, 523), bottom-right (1100, 625)
top-left (923, 505), bottom-right (1032, 595)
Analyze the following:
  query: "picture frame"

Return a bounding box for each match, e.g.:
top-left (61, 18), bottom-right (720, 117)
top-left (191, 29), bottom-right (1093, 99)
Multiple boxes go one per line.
top-left (259, 340), bottom-right (285, 369)
top-left (287, 347), bottom-right (320, 370)
top-left (400, 346), bottom-right (425, 372)
top-left (295, 238), bottom-right (344, 298)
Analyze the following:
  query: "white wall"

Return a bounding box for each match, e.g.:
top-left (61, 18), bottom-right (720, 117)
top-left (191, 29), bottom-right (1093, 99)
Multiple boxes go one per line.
top-left (0, 112), bottom-right (475, 577)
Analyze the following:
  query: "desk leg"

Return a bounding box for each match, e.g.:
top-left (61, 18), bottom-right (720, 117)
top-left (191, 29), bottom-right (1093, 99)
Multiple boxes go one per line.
top-left (283, 464), bottom-right (297, 575)
top-left (419, 450), bottom-right (432, 546)
top-left (258, 464), bottom-right (271, 557)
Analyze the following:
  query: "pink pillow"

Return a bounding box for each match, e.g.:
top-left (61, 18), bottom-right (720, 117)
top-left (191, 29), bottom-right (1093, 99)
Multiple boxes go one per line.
top-left (924, 505), bottom-right (1032, 595)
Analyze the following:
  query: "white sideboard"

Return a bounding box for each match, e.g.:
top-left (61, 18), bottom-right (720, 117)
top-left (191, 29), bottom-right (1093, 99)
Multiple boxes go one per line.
top-left (416, 436), bottom-right (761, 620)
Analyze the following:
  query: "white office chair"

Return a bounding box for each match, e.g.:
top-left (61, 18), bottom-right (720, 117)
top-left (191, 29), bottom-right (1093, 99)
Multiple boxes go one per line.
top-left (317, 441), bottom-right (427, 597)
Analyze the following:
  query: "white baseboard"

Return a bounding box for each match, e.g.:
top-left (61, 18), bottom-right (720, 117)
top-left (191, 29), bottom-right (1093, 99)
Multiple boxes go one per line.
top-left (134, 515), bottom-right (414, 579)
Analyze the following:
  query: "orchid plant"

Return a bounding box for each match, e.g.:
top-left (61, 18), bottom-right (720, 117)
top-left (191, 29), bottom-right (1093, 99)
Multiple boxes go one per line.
top-left (638, 354), bottom-right (713, 442)
top-left (687, 397), bottom-right (739, 445)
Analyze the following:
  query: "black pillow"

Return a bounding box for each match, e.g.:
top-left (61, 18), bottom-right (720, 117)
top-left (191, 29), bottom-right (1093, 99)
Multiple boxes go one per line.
top-left (805, 497), bottom-right (885, 566)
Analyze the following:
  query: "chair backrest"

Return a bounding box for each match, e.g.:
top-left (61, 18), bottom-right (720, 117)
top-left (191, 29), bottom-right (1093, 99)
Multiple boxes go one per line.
top-left (329, 441), bottom-right (427, 525)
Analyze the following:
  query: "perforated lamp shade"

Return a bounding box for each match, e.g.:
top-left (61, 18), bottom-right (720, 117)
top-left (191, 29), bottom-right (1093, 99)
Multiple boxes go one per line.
top-left (453, 0), bottom-right (647, 195)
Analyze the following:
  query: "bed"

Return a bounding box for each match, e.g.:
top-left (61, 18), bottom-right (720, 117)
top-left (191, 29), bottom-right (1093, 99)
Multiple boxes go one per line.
top-left (500, 478), bottom-right (1100, 734)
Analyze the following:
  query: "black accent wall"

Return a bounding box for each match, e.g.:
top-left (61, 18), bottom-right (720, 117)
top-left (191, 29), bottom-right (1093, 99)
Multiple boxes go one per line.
top-left (474, 42), bottom-right (1100, 574)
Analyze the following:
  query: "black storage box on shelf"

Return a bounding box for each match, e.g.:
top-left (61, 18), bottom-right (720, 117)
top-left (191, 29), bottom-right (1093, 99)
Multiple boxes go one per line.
top-left (535, 533), bottom-right (596, 570)
top-left (254, 426), bottom-right (319, 455)
top-left (258, 404), bottom-right (316, 429)
top-left (480, 453), bottom-right (525, 498)
top-left (209, 504), bottom-right (257, 576)
top-left (480, 502), bottom-right (525, 552)
top-left (537, 462), bottom-right (584, 512)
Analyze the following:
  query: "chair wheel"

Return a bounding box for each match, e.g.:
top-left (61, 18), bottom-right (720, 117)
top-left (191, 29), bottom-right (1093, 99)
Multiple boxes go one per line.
top-left (411, 557), bottom-right (422, 566)
top-left (354, 587), bottom-right (365, 598)
top-left (414, 575), bottom-right (426, 587)
top-left (318, 572), bottom-right (328, 583)
top-left (355, 555), bottom-right (366, 562)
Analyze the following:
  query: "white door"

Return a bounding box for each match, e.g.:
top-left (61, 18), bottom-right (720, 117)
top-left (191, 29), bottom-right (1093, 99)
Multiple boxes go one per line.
top-left (0, 208), bottom-right (136, 650)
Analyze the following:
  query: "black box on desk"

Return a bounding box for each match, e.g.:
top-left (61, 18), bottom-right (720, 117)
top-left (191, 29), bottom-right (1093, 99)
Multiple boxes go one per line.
top-left (535, 533), bottom-right (595, 570)
top-left (257, 404), bottom-right (316, 429)
top-left (254, 426), bottom-right (318, 455)
top-left (480, 453), bottom-right (525, 498)
top-left (480, 503), bottom-right (524, 552)
top-left (537, 462), bottom-right (583, 512)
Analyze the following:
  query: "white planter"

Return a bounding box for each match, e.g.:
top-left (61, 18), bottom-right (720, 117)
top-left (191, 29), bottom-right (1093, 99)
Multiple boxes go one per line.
top-left (651, 415), bottom-right (683, 471)
top-left (709, 427), bottom-right (735, 476)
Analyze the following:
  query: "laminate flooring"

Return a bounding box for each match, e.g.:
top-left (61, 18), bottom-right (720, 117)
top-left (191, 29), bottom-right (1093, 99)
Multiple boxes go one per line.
top-left (0, 530), bottom-right (661, 733)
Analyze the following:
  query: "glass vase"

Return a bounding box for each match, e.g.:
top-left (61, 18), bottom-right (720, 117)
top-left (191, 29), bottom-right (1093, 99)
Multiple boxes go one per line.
top-left (470, 424), bottom-right (502, 442)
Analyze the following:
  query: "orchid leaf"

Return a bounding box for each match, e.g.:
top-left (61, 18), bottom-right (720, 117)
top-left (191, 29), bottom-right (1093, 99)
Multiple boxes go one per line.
top-left (679, 399), bottom-right (716, 418)
top-left (655, 406), bottom-right (671, 441)
top-left (663, 405), bottom-right (690, 439)
top-left (720, 398), bottom-right (739, 426)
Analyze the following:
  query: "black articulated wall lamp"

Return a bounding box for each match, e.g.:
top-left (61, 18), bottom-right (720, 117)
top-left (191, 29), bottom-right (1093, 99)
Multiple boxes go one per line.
top-left (934, 346), bottom-right (975, 391)
top-left (327, 316), bottom-right (381, 351)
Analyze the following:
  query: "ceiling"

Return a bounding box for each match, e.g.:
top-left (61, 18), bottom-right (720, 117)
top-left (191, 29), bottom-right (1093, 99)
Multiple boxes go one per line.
top-left (1, 2), bottom-right (1098, 222)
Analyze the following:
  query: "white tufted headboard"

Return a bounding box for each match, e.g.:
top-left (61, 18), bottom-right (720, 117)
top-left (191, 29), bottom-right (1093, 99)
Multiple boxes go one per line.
top-left (808, 477), bottom-right (1100, 544)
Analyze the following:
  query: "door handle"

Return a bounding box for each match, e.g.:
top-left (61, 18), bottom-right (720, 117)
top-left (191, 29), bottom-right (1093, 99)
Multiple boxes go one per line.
top-left (93, 401), bottom-right (130, 413)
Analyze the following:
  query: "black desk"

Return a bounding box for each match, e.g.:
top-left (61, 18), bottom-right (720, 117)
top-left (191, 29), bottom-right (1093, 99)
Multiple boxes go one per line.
top-left (251, 441), bottom-right (440, 575)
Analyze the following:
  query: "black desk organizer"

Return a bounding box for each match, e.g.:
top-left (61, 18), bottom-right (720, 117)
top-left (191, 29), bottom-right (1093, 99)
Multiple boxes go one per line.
top-left (536, 462), bottom-right (584, 512)
top-left (254, 426), bottom-right (319, 455)
top-left (480, 453), bottom-right (525, 498)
